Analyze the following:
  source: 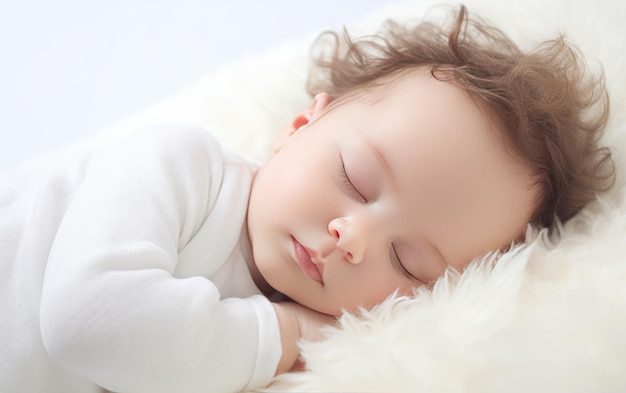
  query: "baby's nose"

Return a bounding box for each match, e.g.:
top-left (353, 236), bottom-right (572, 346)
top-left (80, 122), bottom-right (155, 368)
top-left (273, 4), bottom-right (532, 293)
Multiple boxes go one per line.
top-left (328, 216), bottom-right (366, 264)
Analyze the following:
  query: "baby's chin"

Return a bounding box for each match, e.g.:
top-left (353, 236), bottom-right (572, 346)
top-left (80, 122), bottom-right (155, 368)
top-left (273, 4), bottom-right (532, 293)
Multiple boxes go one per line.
top-left (306, 298), bottom-right (362, 317)
top-left (286, 293), bottom-right (343, 317)
top-left (308, 291), bottom-right (414, 318)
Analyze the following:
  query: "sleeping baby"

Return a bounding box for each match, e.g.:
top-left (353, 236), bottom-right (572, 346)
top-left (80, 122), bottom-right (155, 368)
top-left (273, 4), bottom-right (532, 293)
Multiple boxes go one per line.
top-left (0, 5), bottom-right (614, 393)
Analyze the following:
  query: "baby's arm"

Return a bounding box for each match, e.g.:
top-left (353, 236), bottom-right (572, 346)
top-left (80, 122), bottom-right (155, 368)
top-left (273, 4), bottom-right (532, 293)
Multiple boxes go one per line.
top-left (39, 126), bottom-right (279, 393)
top-left (273, 302), bottom-right (336, 374)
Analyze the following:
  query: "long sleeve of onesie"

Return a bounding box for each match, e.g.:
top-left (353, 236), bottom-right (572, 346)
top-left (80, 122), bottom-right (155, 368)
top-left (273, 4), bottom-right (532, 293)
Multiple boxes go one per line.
top-left (38, 125), bottom-right (280, 393)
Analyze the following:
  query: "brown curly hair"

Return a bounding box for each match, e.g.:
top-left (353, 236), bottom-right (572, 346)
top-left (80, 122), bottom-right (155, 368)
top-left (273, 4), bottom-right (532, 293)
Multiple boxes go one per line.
top-left (306, 5), bottom-right (615, 230)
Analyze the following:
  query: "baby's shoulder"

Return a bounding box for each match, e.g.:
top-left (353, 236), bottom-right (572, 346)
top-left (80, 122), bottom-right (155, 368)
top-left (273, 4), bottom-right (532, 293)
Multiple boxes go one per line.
top-left (135, 124), bottom-right (221, 151)
top-left (112, 124), bottom-right (226, 167)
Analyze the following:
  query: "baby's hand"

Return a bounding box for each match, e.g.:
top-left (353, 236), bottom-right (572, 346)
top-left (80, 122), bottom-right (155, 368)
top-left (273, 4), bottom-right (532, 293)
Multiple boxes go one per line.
top-left (272, 302), bottom-right (336, 375)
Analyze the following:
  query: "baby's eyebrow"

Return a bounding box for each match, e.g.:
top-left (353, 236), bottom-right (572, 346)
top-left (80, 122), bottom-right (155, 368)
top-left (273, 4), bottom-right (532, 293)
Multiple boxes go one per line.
top-left (364, 139), bottom-right (396, 190)
top-left (363, 138), bottom-right (451, 269)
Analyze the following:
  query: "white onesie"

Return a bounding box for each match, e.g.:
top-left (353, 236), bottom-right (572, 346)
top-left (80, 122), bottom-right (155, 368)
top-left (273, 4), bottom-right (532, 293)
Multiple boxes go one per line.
top-left (0, 125), bottom-right (281, 393)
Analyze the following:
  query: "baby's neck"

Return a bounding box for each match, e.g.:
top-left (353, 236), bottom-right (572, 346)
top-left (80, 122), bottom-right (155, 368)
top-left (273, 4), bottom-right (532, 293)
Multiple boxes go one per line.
top-left (241, 220), bottom-right (284, 300)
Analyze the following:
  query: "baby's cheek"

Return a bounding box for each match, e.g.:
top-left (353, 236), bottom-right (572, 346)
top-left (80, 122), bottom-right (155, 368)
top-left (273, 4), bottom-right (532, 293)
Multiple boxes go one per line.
top-left (396, 285), bottom-right (417, 297)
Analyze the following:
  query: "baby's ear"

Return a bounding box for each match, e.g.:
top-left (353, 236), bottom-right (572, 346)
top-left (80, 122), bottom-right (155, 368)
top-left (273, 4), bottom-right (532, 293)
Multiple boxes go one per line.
top-left (308, 92), bottom-right (331, 121)
top-left (271, 93), bottom-right (331, 153)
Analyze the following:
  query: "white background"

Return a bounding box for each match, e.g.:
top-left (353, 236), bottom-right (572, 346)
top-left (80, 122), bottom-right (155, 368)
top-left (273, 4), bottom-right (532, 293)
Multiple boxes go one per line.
top-left (0, 0), bottom-right (398, 175)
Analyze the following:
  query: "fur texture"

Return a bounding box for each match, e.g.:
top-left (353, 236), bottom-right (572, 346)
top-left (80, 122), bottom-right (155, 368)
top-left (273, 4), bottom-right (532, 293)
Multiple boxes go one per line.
top-left (92, 0), bottom-right (626, 391)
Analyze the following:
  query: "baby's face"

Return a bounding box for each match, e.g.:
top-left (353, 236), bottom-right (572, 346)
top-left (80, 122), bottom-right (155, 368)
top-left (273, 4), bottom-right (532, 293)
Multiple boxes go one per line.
top-left (247, 69), bottom-right (537, 316)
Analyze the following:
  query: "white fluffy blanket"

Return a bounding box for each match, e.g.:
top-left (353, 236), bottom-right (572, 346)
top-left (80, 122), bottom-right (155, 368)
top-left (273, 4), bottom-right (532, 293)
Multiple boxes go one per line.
top-left (93, 0), bottom-right (626, 391)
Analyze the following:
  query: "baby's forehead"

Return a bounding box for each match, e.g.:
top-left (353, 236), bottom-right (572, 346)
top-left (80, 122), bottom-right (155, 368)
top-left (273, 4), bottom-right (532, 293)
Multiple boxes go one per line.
top-left (354, 70), bottom-right (534, 189)
top-left (327, 67), bottom-right (435, 109)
